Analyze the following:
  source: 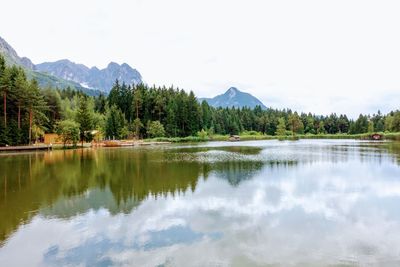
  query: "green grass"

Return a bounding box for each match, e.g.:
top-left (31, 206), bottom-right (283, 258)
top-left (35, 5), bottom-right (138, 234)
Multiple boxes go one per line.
top-left (382, 132), bottom-right (400, 141)
top-left (211, 134), bottom-right (275, 141)
top-left (144, 136), bottom-right (210, 143)
top-left (287, 132), bottom-right (400, 140)
top-left (144, 132), bottom-right (400, 143)
top-left (297, 133), bottom-right (369, 139)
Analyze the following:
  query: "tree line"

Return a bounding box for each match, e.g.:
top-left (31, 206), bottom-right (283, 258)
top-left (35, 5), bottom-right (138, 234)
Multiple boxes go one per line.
top-left (1, 54), bottom-right (400, 146)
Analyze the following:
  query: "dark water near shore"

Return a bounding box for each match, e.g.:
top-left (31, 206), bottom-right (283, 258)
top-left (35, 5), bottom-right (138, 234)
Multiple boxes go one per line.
top-left (1, 140), bottom-right (400, 267)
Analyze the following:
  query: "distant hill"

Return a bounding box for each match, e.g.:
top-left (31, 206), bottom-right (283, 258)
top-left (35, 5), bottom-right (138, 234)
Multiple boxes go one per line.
top-left (0, 36), bottom-right (142, 95)
top-left (199, 87), bottom-right (267, 109)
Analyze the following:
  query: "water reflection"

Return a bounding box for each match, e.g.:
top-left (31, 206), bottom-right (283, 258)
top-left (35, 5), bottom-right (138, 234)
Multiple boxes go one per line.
top-left (0, 140), bottom-right (400, 266)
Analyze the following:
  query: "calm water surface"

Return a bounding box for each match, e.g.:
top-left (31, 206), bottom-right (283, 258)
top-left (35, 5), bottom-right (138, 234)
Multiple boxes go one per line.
top-left (1, 140), bottom-right (400, 267)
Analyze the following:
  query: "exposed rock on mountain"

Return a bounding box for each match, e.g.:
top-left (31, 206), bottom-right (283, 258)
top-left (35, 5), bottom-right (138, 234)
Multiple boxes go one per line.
top-left (199, 87), bottom-right (267, 109)
top-left (0, 35), bottom-right (142, 94)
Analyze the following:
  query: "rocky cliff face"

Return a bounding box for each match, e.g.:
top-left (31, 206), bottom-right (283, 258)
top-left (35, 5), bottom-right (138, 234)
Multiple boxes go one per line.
top-left (35, 60), bottom-right (142, 92)
top-left (0, 36), bottom-right (34, 69)
top-left (0, 35), bottom-right (142, 93)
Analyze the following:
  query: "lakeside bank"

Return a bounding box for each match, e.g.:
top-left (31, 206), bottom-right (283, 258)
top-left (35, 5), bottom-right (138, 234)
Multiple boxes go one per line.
top-left (145, 132), bottom-right (400, 143)
top-left (1, 132), bottom-right (400, 152)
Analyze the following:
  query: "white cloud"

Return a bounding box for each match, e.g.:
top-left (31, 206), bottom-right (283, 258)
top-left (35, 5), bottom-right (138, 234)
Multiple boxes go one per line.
top-left (1, 0), bottom-right (400, 117)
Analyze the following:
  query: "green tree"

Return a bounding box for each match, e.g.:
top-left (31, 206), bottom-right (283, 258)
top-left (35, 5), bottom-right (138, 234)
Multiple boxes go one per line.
top-left (12, 69), bottom-right (28, 130)
top-left (26, 80), bottom-right (47, 144)
top-left (154, 94), bottom-right (165, 121)
top-left (368, 120), bottom-right (374, 133)
top-left (275, 117), bottom-right (286, 136)
top-left (165, 100), bottom-right (177, 137)
top-left (107, 80), bottom-right (120, 108)
top-left (95, 93), bottom-right (107, 114)
top-left (0, 66), bottom-right (13, 127)
top-left (75, 96), bottom-right (94, 144)
top-left (317, 121), bottom-right (326, 134)
top-left (371, 111), bottom-right (384, 132)
top-left (56, 119), bottom-right (80, 147)
top-left (197, 129), bottom-right (208, 140)
top-left (201, 101), bottom-right (212, 130)
top-left (187, 91), bottom-right (200, 135)
top-left (146, 120), bottom-right (165, 138)
top-left (42, 87), bottom-right (62, 132)
top-left (304, 115), bottom-right (315, 134)
top-left (132, 118), bottom-right (143, 139)
top-left (0, 55), bottom-right (5, 77)
top-left (105, 105), bottom-right (127, 139)
top-left (133, 86), bottom-right (143, 136)
top-left (352, 114), bottom-right (369, 134)
top-left (385, 115), bottom-right (394, 132)
top-left (288, 112), bottom-right (303, 135)
top-left (392, 112), bottom-right (400, 132)
top-left (258, 115), bottom-right (269, 134)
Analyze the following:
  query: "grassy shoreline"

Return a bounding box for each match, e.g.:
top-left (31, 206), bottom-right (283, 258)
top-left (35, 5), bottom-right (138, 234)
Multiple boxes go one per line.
top-left (3, 133), bottom-right (399, 152)
top-left (145, 132), bottom-right (400, 143)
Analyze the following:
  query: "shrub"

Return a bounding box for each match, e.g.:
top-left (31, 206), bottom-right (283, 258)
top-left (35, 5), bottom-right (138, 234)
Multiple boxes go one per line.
top-left (197, 129), bottom-right (208, 140)
top-left (146, 120), bottom-right (165, 138)
top-left (56, 120), bottom-right (80, 147)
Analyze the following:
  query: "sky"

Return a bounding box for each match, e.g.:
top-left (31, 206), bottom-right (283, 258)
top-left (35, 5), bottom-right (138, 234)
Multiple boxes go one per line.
top-left (1, 0), bottom-right (400, 118)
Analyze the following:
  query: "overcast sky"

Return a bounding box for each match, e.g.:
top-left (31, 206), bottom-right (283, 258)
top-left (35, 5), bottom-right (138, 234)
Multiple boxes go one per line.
top-left (1, 0), bottom-right (400, 117)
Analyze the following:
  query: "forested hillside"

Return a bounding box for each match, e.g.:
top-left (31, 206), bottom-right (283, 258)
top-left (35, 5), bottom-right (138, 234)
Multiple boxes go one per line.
top-left (0, 55), bottom-right (399, 146)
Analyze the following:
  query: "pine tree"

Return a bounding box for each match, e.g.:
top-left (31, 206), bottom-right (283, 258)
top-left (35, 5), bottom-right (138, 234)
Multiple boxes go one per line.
top-left (0, 67), bottom-right (11, 128)
top-left (25, 80), bottom-right (47, 144)
top-left (75, 96), bottom-right (94, 144)
top-left (13, 69), bottom-right (28, 130)
top-left (368, 120), bottom-right (374, 133)
top-left (133, 85), bottom-right (143, 136)
top-left (42, 88), bottom-right (62, 132)
top-left (317, 121), bottom-right (326, 134)
top-left (201, 101), bottom-right (212, 129)
top-left (132, 118), bottom-right (143, 139)
top-left (187, 91), bottom-right (200, 135)
top-left (166, 101), bottom-right (177, 137)
top-left (288, 112), bottom-right (303, 135)
top-left (105, 105), bottom-right (127, 140)
top-left (275, 118), bottom-right (286, 136)
top-left (107, 80), bottom-right (120, 107)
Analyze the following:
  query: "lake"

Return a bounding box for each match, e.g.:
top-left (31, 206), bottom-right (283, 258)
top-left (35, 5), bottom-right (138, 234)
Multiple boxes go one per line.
top-left (1, 140), bottom-right (400, 267)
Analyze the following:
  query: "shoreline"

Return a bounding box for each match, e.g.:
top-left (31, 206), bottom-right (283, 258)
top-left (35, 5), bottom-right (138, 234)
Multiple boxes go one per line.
top-left (145, 132), bottom-right (400, 143)
top-left (1, 133), bottom-right (399, 153)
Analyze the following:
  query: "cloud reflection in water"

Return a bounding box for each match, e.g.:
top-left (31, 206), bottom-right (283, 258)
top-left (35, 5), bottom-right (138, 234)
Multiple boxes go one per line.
top-left (0, 140), bottom-right (400, 266)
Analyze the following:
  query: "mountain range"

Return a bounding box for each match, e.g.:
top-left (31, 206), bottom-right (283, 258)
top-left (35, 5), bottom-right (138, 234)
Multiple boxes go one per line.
top-left (1, 36), bottom-right (266, 108)
top-left (199, 87), bottom-right (267, 109)
top-left (0, 36), bottom-right (142, 95)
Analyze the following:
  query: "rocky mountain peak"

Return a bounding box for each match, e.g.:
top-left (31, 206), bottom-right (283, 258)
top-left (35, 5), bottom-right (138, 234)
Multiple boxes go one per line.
top-left (227, 87), bottom-right (239, 98)
top-left (199, 87), bottom-right (266, 109)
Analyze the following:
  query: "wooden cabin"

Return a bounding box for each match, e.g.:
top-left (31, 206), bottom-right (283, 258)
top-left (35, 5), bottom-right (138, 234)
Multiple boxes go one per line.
top-left (44, 133), bottom-right (62, 144)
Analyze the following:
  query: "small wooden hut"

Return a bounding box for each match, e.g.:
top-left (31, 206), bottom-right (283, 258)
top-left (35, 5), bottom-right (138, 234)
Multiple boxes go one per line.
top-left (44, 133), bottom-right (61, 144)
